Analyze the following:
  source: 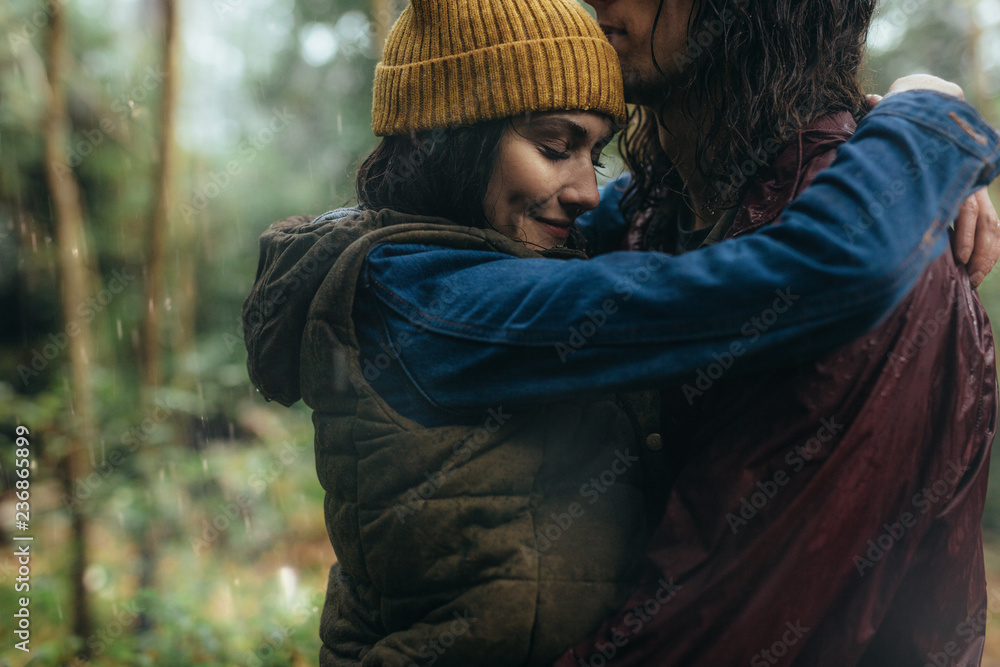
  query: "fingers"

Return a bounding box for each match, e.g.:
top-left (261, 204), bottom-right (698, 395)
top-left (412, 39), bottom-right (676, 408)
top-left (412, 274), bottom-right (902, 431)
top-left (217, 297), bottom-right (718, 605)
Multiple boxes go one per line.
top-left (865, 94), bottom-right (883, 111)
top-left (966, 189), bottom-right (1000, 288)
top-left (884, 74), bottom-right (965, 101)
top-left (952, 194), bottom-right (978, 265)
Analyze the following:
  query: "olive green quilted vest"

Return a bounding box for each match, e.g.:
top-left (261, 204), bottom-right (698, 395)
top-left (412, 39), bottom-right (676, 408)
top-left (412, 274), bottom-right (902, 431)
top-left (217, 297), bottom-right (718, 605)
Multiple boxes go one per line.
top-left (291, 210), bottom-right (658, 666)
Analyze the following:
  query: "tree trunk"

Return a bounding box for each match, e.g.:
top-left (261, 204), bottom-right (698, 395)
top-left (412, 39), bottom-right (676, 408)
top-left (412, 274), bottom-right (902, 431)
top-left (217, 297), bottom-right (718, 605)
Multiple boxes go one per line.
top-left (141, 0), bottom-right (180, 392)
top-left (42, 1), bottom-right (95, 653)
top-left (135, 0), bottom-right (182, 636)
top-left (171, 198), bottom-right (199, 450)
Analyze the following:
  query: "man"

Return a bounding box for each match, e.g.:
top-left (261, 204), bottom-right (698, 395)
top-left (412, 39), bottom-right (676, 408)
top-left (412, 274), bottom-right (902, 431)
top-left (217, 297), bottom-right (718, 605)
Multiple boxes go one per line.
top-left (558, 1), bottom-right (1000, 665)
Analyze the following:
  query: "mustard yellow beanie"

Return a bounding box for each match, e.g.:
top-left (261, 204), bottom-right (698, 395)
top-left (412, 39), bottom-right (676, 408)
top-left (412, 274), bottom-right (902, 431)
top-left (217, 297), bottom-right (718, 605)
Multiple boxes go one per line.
top-left (372, 0), bottom-right (627, 136)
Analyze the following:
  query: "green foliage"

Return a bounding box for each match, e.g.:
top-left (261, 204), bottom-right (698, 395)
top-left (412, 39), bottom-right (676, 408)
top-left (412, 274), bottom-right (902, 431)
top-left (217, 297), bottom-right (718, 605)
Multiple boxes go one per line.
top-left (1, 0), bottom-right (361, 661)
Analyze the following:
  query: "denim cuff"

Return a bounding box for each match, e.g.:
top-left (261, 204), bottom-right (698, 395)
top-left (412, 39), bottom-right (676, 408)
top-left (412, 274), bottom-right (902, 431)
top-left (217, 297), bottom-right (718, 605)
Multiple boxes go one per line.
top-left (867, 91), bottom-right (1000, 184)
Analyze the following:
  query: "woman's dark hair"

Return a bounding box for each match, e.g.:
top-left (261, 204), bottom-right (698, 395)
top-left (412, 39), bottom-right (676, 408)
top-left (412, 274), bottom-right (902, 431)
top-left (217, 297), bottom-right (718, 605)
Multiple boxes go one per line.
top-left (620, 0), bottom-right (877, 222)
top-left (356, 120), bottom-right (509, 229)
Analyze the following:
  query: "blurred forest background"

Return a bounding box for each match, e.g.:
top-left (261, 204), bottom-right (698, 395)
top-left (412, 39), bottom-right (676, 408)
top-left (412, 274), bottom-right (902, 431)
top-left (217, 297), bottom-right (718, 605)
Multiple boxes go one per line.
top-left (1, 0), bottom-right (1000, 664)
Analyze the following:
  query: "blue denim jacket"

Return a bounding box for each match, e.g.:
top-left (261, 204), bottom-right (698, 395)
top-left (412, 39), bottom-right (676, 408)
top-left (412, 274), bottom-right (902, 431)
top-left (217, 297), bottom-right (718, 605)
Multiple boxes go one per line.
top-left (348, 92), bottom-right (1000, 426)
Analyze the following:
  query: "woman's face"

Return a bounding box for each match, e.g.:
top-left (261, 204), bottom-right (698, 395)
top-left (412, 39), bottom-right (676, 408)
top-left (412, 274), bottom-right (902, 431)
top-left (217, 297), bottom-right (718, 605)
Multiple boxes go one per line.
top-left (484, 111), bottom-right (614, 250)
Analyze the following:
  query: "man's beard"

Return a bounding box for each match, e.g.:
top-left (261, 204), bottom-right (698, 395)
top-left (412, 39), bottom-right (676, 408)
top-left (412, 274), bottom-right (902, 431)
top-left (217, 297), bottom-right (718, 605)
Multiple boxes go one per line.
top-left (620, 61), bottom-right (675, 108)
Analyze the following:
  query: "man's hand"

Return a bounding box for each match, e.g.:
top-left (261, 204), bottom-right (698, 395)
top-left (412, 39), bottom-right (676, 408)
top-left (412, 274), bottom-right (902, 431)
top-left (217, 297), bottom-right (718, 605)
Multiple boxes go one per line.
top-left (953, 188), bottom-right (1000, 287)
top-left (871, 75), bottom-right (998, 287)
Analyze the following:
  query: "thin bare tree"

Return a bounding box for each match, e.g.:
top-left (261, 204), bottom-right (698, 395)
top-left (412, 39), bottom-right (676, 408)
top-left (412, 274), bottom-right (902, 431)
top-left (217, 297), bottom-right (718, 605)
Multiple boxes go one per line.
top-left (141, 0), bottom-right (181, 392)
top-left (42, 0), bottom-right (96, 652)
top-left (134, 0), bottom-right (182, 635)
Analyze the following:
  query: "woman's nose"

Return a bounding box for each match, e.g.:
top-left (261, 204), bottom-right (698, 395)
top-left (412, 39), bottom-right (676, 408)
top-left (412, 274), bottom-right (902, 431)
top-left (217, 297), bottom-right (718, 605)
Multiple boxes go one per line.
top-left (561, 169), bottom-right (601, 217)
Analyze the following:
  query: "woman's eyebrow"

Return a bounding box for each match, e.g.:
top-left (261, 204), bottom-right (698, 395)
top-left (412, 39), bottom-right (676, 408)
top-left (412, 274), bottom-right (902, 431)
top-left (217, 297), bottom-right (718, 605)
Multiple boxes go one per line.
top-left (529, 116), bottom-right (590, 139)
top-left (528, 116), bottom-right (613, 144)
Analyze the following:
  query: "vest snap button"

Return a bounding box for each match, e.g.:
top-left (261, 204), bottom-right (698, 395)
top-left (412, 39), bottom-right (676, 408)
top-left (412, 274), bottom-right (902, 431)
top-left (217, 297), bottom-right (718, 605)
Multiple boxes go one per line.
top-left (645, 433), bottom-right (663, 452)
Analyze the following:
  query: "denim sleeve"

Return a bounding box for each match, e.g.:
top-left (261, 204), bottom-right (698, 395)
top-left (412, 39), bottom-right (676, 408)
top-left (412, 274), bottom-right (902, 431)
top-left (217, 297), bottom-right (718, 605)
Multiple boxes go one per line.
top-left (358, 92), bottom-right (1000, 415)
top-left (575, 174), bottom-right (633, 256)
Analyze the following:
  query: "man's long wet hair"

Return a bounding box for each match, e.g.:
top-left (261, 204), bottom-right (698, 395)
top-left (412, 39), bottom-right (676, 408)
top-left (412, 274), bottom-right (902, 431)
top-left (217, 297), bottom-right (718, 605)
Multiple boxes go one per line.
top-left (621, 0), bottom-right (877, 222)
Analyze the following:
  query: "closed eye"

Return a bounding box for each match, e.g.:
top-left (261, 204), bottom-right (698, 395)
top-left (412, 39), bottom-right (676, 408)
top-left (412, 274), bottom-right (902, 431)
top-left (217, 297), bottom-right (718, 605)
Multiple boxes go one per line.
top-left (540, 144), bottom-right (571, 161)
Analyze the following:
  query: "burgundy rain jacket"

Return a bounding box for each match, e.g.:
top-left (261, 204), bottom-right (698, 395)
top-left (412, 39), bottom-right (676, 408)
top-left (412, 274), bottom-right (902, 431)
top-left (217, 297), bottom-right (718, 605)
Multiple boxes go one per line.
top-left (559, 113), bottom-right (997, 666)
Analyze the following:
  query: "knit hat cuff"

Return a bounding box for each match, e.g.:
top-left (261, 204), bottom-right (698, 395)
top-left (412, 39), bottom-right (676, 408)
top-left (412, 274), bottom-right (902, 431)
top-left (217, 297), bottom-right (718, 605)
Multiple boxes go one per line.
top-left (372, 35), bottom-right (626, 136)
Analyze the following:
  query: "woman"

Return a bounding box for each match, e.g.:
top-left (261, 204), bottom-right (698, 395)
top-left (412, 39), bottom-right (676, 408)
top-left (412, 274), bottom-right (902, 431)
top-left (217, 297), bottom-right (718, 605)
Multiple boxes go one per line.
top-left (242, 0), bottom-right (1000, 664)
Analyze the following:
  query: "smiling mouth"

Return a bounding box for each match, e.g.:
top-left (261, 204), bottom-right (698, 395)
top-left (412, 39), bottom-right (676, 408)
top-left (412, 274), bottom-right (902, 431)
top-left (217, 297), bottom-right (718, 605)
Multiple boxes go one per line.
top-left (534, 217), bottom-right (573, 240)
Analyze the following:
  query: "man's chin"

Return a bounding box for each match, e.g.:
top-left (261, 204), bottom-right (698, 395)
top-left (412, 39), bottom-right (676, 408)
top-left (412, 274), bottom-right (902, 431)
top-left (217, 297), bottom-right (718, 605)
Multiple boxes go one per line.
top-left (622, 72), bottom-right (672, 108)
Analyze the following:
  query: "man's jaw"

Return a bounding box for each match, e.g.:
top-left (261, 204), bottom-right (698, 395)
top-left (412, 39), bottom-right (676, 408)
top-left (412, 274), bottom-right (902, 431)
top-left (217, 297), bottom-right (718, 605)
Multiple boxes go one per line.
top-left (595, 23), bottom-right (655, 105)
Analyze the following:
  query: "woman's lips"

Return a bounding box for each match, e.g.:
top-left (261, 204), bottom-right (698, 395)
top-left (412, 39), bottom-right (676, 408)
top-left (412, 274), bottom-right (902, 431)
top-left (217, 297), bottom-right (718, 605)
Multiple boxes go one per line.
top-left (535, 217), bottom-right (573, 240)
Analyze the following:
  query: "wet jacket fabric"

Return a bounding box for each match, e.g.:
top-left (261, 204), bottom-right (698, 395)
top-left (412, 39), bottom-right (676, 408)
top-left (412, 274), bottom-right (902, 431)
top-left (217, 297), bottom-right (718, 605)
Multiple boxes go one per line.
top-left (560, 100), bottom-right (1000, 665)
top-left (244, 210), bottom-right (658, 666)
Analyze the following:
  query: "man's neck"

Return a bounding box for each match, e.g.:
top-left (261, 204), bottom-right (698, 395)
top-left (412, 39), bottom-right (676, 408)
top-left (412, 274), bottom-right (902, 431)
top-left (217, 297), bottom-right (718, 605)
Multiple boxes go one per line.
top-left (653, 101), bottom-right (725, 231)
